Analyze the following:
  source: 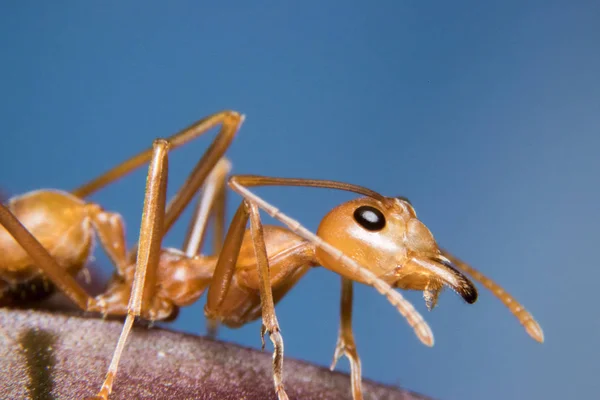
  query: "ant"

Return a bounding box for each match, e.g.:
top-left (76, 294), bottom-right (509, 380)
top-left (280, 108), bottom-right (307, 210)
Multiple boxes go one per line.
top-left (96, 145), bottom-right (542, 398)
top-left (0, 113), bottom-right (544, 400)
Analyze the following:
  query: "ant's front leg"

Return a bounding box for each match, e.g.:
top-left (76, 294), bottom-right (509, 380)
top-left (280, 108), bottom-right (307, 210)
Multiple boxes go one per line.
top-left (247, 201), bottom-right (288, 399)
top-left (205, 200), bottom-right (290, 400)
top-left (330, 277), bottom-right (363, 400)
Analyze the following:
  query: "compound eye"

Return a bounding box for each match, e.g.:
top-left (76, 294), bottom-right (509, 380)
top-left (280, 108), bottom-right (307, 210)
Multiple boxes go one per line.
top-left (353, 205), bottom-right (386, 231)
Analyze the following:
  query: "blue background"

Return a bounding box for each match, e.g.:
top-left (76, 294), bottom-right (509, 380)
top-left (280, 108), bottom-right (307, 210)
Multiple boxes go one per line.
top-left (1, 2), bottom-right (598, 399)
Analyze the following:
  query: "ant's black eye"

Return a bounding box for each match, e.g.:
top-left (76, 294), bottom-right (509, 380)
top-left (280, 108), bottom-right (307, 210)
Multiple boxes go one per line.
top-left (353, 206), bottom-right (386, 231)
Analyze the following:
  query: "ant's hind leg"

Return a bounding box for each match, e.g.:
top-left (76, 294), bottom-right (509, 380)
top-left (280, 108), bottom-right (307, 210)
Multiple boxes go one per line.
top-left (72, 111), bottom-right (244, 200)
top-left (330, 277), bottom-right (363, 400)
top-left (123, 113), bottom-right (243, 258)
top-left (89, 139), bottom-right (169, 400)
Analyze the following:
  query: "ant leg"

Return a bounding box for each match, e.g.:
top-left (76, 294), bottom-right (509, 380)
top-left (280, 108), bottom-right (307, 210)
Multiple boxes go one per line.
top-left (210, 161), bottom-right (228, 256)
top-left (441, 250), bottom-right (544, 343)
top-left (204, 200), bottom-right (249, 339)
top-left (204, 201), bottom-right (289, 400)
top-left (90, 139), bottom-right (169, 400)
top-left (247, 201), bottom-right (288, 400)
top-left (182, 157), bottom-right (231, 258)
top-left (204, 201), bottom-right (251, 319)
top-left (330, 277), bottom-right (363, 400)
top-left (206, 163), bottom-right (229, 337)
top-left (181, 157), bottom-right (231, 338)
top-left (87, 209), bottom-right (129, 275)
top-left (84, 210), bottom-right (143, 318)
top-left (0, 204), bottom-right (94, 311)
top-left (161, 113), bottom-right (242, 236)
top-left (72, 110), bottom-right (244, 200)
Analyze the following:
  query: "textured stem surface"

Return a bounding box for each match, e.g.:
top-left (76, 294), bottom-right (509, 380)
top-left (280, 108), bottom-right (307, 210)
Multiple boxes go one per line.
top-left (0, 308), bottom-right (430, 400)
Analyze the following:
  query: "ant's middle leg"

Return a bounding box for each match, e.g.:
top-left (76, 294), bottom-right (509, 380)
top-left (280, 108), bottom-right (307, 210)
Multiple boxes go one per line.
top-left (330, 277), bottom-right (363, 400)
top-left (205, 201), bottom-right (320, 400)
top-left (89, 139), bottom-right (169, 400)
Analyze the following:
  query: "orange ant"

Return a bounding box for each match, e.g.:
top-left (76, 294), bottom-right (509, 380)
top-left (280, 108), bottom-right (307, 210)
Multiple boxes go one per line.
top-left (0, 112), bottom-right (544, 400)
top-left (95, 146), bottom-right (542, 398)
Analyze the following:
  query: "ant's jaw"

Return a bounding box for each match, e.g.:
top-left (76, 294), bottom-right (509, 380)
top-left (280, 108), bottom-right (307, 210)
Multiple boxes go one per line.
top-left (410, 255), bottom-right (478, 305)
top-left (434, 255), bottom-right (478, 304)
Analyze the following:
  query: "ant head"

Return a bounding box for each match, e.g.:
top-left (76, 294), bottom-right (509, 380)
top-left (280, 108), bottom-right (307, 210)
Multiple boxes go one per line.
top-left (316, 196), bottom-right (477, 310)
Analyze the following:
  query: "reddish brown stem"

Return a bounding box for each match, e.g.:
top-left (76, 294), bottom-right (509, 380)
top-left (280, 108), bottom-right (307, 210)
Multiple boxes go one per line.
top-left (0, 308), bottom-right (431, 400)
